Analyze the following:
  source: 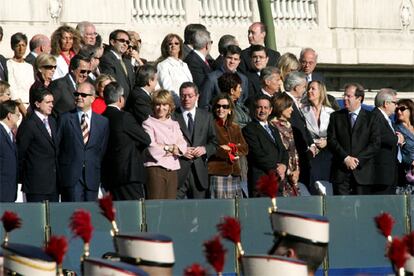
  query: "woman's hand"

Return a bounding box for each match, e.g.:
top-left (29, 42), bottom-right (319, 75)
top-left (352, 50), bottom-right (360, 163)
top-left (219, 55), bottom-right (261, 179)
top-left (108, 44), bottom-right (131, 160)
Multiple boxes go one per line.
top-left (220, 144), bottom-right (232, 151)
top-left (315, 138), bottom-right (327, 149)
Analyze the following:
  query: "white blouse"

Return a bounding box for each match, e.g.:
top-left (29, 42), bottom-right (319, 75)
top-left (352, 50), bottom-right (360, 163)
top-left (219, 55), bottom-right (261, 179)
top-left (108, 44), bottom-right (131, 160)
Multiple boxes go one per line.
top-left (301, 105), bottom-right (334, 139)
top-left (157, 57), bottom-right (193, 97)
top-left (7, 59), bottom-right (34, 104)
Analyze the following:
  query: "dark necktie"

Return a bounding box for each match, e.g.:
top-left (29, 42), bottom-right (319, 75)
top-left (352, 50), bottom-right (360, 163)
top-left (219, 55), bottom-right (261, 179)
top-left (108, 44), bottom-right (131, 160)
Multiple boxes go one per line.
top-left (349, 112), bottom-right (357, 128)
top-left (187, 113), bottom-right (194, 136)
top-left (81, 113), bottom-right (89, 144)
top-left (264, 124), bottom-right (275, 142)
top-left (0, 62), bottom-right (5, 81)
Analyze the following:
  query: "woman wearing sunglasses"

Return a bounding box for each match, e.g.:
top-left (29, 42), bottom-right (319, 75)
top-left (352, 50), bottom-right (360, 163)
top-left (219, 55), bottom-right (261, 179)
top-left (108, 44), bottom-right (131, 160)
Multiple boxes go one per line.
top-left (395, 99), bottom-right (414, 193)
top-left (32, 53), bottom-right (57, 89)
top-left (208, 93), bottom-right (248, 199)
top-left (156, 33), bottom-right (193, 106)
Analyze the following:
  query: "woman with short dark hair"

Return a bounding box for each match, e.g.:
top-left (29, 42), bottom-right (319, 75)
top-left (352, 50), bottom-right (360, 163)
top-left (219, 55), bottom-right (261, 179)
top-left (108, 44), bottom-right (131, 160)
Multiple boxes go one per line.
top-left (7, 32), bottom-right (32, 117)
top-left (396, 99), bottom-right (414, 193)
top-left (270, 93), bottom-right (300, 196)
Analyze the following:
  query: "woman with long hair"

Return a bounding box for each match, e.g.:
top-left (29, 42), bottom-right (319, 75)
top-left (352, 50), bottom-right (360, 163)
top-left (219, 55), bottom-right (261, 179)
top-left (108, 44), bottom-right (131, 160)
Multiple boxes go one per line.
top-left (208, 93), bottom-right (248, 198)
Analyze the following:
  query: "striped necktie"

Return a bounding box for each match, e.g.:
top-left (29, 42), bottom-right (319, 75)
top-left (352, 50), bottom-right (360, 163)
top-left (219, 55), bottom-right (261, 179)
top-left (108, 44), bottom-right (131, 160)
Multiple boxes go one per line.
top-left (81, 113), bottom-right (89, 144)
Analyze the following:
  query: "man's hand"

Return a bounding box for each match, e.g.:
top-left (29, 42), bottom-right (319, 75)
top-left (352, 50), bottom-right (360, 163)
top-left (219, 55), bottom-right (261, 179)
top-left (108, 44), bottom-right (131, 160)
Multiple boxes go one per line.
top-left (344, 156), bottom-right (359, 170)
top-left (192, 146), bottom-right (206, 158)
top-left (396, 132), bottom-right (405, 145)
top-left (183, 147), bottom-right (195, 159)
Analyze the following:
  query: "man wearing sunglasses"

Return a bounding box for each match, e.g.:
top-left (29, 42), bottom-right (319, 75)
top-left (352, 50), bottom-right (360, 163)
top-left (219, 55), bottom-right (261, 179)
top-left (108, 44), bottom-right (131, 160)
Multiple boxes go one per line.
top-left (49, 54), bottom-right (91, 116)
top-left (100, 29), bottom-right (135, 100)
top-left (372, 88), bottom-right (405, 194)
top-left (57, 82), bottom-right (109, 202)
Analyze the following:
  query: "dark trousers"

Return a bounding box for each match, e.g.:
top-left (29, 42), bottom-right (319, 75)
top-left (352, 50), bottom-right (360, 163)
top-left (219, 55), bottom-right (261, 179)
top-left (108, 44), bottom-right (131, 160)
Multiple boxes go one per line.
top-left (177, 166), bottom-right (208, 199)
top-left (146, 166), bottom-right (177, 199)
top-left (61, 172), bottom-right (98, 202)
top-left (110, 183), bottom-right (145, 201)
top-left (334, 173), bottom-right (395, 195)
top-left (26, 193), bottom-right (58, 202)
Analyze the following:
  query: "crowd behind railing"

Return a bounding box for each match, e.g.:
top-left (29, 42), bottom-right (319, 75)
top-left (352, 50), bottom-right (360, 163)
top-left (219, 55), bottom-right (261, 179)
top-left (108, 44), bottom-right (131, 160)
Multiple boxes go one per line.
top-left (0, 20), bottom-right (412, 204)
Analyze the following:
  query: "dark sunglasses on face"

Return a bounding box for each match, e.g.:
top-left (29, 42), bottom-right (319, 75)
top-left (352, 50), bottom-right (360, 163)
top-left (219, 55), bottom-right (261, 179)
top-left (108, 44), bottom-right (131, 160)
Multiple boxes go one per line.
top-left (74, 92), bottom-right (93, 98)
top-left (396, 106), bottom-right (408, 112)
top-left (79, 69), bottom-right (92, 75)
top-left (128, 45), bottom-right (138, 50)
top-left (115, 38), bottom-right (130, 45)
top-left (215, 104), bottom-right (230, 110)
top-left (42, 65), bottom-right (57, 70)
top-left (168, 42), bottom-right (180, 46)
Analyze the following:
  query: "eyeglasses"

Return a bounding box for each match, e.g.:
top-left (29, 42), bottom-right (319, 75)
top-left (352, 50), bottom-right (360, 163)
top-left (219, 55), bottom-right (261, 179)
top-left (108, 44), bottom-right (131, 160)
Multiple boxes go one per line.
top-left (168, 42), bottom-right (180, 46)
top-left (42, 65), bottom-right (57, 70)
top-left (396, 106), bottom-right (408, 112)
top-left (74, 92), bottom-right (94, 98)
top-left (215, 104), bottom-right (230, 110)
top-left (85, 32), bottom-right (98, 37)
top-left (128, 45), bottom-right (138, 50)
top-left (79, 69), bottom-right (92, 75)
top-left (137, 39), bottom-right (142, 43)
top-left (115, 38), bottom-right (130, 45)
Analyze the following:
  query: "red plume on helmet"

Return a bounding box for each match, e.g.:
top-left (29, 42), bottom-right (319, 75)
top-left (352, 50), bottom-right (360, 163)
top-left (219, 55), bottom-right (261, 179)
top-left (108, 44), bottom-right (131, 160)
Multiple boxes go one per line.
top-left (203, 235), bottom-right (226, 275)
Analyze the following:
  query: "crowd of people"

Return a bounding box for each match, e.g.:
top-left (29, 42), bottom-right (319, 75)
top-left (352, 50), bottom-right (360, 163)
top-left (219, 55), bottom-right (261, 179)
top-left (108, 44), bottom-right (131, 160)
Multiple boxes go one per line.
top-left (0, 20), bottom-right (412, 204)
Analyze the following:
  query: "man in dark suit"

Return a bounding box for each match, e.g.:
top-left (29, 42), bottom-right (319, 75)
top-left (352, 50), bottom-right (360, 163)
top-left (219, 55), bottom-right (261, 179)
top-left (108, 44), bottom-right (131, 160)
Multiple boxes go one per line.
top-left (17, 87), bottom-right (59, 202)
top-left (182, 23), bottom-right (214, 64)
top-left (327, 83), bottom-right (381, 195)
top-left (57, 82), bottom-right (109, 201)
top-left (372, 88), bottom-right (404, 194)
top-left (99, 29), bottom-right (135, 100)
top-left (25, 34), bottom-right (51, 66)
top-left (125, 64), bottom-right (157, 124)
top-left (102, 82), bottom-right (151, 200)
top-left (200, 45), bottom-right (248, 109)
top-left (242, 95), bottom-right (289, 197)
top-left (0, 26), bottom-right (8, 82)
top-left (238, 22), bottom-right (281, 74)
top-left (284, 71), bottom-right (316, 191)
top-left (183, 29), bottom-right (213, 91)
top-left (245, 45), bottom-right (270, 99)
top-left (49, 54), bottom-right (91, 117)
top-left (174, 82), bottom-right (217, 199)
top-left (0, 100), bottom-right (19, 202)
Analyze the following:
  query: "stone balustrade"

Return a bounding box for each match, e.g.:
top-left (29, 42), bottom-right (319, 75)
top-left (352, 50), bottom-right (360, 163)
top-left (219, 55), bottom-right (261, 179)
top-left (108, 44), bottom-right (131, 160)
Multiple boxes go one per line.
top-left (0, 0), bottom-right (412, 66)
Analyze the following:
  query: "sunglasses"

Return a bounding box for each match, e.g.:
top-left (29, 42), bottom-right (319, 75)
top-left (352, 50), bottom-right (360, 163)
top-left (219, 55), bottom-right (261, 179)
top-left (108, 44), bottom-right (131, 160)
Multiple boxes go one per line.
top-left (79, 69), bottom-right (92, 75)
top-left (128, 45), bottom-right (138, 50)
top-left (115, 38), bottom-right (130, 45)
top-left (74, 92), bottom-right (93, 98)
top-left (215, 104), bottom-right (230, 110)
top-left (396, 106), bottom-right (408, 112)
top-left (42, 65), bottom-right (57, 70)
top-left (168, 42), bottom-right (180, 46)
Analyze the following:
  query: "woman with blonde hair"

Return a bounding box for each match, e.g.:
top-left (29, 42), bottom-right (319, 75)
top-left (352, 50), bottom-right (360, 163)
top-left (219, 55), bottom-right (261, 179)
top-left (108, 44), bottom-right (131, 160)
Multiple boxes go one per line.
top-left (301, 80), bottom-right (334, 191)
top-left (142, 89), bottom-right (187, 199)
top-left (33, 53), bottom-right (57, 88)
top-left (277, 52), bottom-right (300, 92)
top-left (92, 74), bottom-right (116, 114)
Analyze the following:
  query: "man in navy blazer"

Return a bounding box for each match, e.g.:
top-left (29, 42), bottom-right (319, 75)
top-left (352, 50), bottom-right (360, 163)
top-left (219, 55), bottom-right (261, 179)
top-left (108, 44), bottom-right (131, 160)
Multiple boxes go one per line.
top-left (0, 100), bottom-right (19, 202)
top-left (58, 82), bottom-right (109, 201)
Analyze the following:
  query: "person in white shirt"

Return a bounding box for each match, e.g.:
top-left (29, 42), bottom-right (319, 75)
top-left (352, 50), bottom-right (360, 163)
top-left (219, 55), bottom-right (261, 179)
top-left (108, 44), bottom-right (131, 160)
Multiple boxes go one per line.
top-left (156, 33), bottom-right (192, 106)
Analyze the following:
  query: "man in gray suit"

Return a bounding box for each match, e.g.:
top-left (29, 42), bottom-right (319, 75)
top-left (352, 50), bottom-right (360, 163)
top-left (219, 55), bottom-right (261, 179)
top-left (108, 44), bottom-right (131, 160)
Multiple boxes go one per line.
top-left (174, 82), bottom-right (217, 199)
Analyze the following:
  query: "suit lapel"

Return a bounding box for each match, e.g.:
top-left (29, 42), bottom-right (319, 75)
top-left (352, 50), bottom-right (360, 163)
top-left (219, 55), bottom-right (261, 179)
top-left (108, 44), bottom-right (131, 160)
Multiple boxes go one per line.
top-left (193, 109), bottom-right (203, 143)
top-left (175, 109), bottom-right (192, 143)
top-left (70, 111), bottom-right (84, 144)
top-left (87, 113), bottom-right (98, 147)
top-left (0, 124), bottom-right (14, 150)
top-left (33, 115), bottom-right (54, 145)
